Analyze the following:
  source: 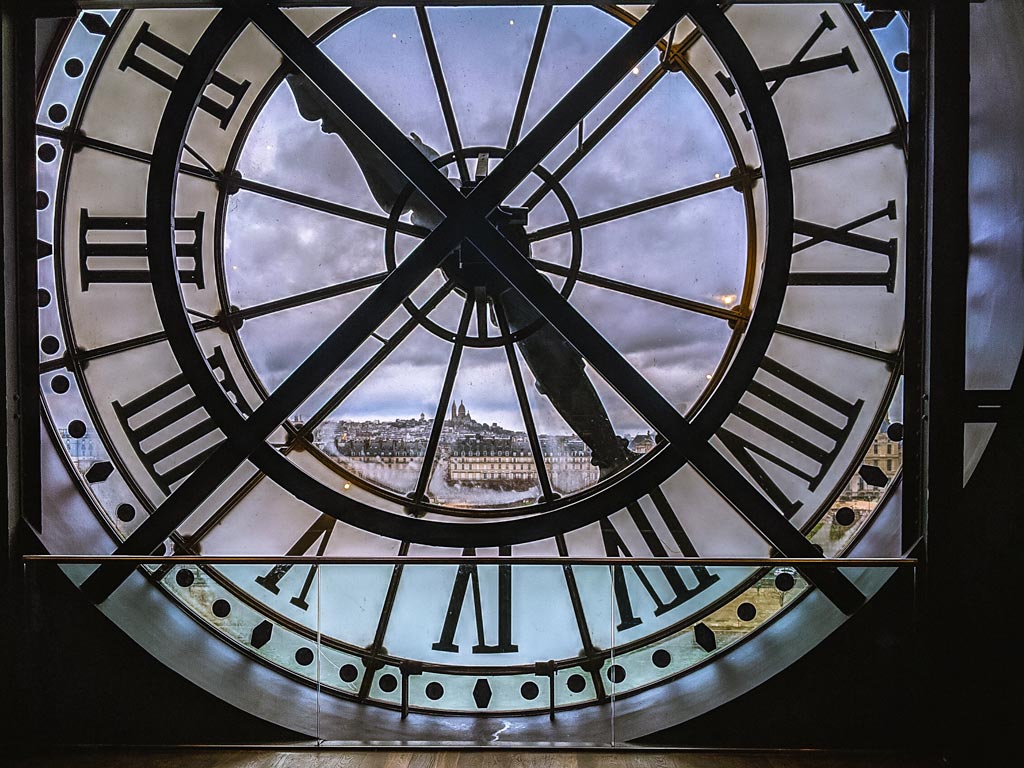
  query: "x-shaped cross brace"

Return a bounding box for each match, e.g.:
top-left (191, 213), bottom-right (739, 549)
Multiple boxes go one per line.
top-left (83, 0), bottom-right (864, 615)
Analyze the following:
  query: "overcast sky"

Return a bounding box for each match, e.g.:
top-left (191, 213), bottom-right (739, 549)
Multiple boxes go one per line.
top-left (225, 6), bottom-right (747, 436)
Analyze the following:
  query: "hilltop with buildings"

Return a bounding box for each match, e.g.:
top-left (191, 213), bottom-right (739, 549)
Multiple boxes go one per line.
top-left (309, 400), bottom-right (655, 501)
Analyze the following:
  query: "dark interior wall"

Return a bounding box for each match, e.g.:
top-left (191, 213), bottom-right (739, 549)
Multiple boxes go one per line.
top-left (18, 556), bottom-right (301, 747)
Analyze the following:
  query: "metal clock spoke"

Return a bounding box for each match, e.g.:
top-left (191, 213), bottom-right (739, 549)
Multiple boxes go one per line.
top-left (788, 128), bottom-right (902, 172)
top-left (521, 65), bottom-right (666, 212)
top-left (413, 296), bottom-right (476, 503)
top-left (35, 124), bottom-right (208, 179)
top-left (506, 6), bottom-right (553, 152)
top-left (227, 270), bottom-right (391, 326)
top-left (493, 298), bottom-right (555, 502)
top-left (530, 258), bottom-right (744, 323)
top-left (358, 540), bottom-right (411, 700)
top-left (37, 318), bottom-right (213, 374)
top-left (527, 169), bottom-right (753, 243)
top-left (288, 281), bottom-right (457, 446)
top-left (236, 177), bottom-right (430, 239)
top-left (415, 7), bottom-right (470, 185)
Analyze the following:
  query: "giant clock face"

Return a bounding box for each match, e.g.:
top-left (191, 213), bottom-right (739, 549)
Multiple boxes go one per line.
top-left (36, 2), bottom-right (907, 733)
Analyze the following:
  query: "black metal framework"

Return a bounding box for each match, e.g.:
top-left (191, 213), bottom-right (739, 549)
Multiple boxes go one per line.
top-left (52, 0), bottom-right (885, 618)
top-left (9, 0), bottom-right (973, 736)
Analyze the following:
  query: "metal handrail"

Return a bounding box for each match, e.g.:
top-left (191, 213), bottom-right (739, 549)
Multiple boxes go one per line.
top-left (23, 554), bottom-right (917, 566)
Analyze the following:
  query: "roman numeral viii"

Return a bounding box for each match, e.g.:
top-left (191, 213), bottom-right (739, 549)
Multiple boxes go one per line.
top-left (120, 22), bottom-right (251, 129)
top-left (113, 346), bottom-right (251, 495)
top-left (717, 357), bottom-right (864, 519)
top-left (79, 209), bottom-right (204, 290)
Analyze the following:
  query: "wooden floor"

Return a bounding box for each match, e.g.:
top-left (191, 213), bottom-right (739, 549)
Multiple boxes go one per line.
top-left (11, 749), bottom-right (942, 768)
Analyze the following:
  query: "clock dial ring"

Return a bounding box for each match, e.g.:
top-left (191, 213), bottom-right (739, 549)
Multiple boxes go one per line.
top-left (138, 3), bottom-right (798, 550)
top-left (34, 2), bottom-right (910, 725)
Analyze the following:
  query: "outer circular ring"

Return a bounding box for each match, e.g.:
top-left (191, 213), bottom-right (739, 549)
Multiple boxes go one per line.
top-left (143, 3), bottom-right (794, 548)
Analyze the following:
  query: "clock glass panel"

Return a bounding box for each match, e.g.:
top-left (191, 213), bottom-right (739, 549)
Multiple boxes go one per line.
top-left (36, 3), bottom-right (907, 730)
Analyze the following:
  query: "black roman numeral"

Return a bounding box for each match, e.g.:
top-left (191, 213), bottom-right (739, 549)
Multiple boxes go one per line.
top-left (716, 12), bottom-right (858, 130)
top-left (790, 200), bottom-right (898, 292)
top-left (432, 547), bottom-right (517, 654)
top-left (119, 22), bottom-right (251, 129)
top-left (601, 489), bottom-right (720, 632)
top-left (79, 209), bottom-right (205, 290)
top-left (112, 346), bottom-right (251, 495)
top-left (254, 514), bottom-right (337, 611)
top-left (718, 357), bottom-right (864, 519)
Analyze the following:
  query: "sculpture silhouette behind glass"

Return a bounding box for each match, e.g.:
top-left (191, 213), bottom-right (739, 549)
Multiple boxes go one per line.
top-left (286, 74), bottom-right (635, 486)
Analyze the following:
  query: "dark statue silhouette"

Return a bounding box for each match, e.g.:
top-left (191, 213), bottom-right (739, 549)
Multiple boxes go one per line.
top-left (286, 74), bottom-right (635, 484)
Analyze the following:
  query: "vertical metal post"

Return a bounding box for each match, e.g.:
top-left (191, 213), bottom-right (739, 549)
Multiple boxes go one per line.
top-left (3, 1), bottom-right (40, 539)
top-left (2, 0), bottom-right (39, 752)
top-left (922, 1), bottom-right (971, 601)
top-left (902, 7), bottom-right (927, 557)
top-left (911, 0), bottom-right (971, 758)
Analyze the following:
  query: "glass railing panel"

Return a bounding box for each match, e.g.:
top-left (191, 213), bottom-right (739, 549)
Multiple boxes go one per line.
top-left (316, 563), bottom-right (614, 746)
top-left (23, 557), bottom-right (914, 748)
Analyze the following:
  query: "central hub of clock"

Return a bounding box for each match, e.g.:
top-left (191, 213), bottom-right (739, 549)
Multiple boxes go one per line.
top-left (442, 195), bottom-right (529, 300)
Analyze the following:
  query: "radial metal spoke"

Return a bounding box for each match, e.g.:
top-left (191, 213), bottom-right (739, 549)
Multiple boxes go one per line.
top-left (494, 298), bottom-right (554, 501)
top-left (238, 177), bottom-right (430, 238)
top-left (474, 286), bottom-right (489, 339)
top-left (528, 170), bottom-right (750, 242)
top-left (413, 296), bottom-right (475, 502)
top-left (475, 0), bottom-right (696, 214)
top-left (184, 467), bottom-right (266, 548)
top-left (416, 6), bottom-right (470, 184)
top-left (522, 64), bottom-right (666, 211)
top-left (358, 540), bottom-right (410, 700)
top-left (38, 320), bottom-right (214, 374)
top-left (789, 129), bottom-right (902, 171)
top-left (775, 324), bottom-right (900, 365)
top-left (228, 271), bottom-right (390, 325)
top-left (506, 6), bottom-right (553, 151)
top-left (532, 258), bottom-right (745, 322)
top-left (292, 281), bottom-right (456, 441)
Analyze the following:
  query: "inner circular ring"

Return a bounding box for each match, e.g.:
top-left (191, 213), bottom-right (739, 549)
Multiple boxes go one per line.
top-left (383, 146), bottom-right (582, 348)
